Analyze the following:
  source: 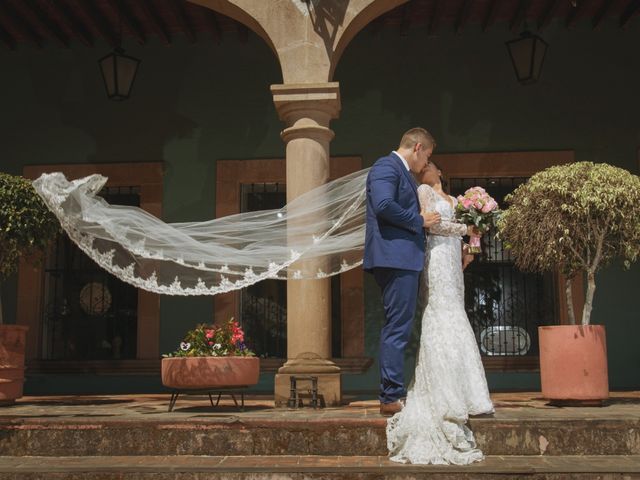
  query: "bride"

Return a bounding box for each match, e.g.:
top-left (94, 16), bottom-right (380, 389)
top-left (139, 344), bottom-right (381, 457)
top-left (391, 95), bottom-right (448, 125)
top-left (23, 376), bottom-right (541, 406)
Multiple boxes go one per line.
top-left (386, 161), bottom-right (494, 465)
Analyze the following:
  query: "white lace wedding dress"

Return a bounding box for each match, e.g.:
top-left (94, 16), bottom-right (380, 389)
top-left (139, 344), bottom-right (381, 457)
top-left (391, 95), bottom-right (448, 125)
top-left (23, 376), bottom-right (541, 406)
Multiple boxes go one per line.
top-left (386, 184), bottom-right (494, 465)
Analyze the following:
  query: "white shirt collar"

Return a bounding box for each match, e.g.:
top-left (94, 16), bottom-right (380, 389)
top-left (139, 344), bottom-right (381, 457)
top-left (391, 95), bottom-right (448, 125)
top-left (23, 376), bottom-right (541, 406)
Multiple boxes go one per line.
top-left (392, 151), bottom-right (410, 171)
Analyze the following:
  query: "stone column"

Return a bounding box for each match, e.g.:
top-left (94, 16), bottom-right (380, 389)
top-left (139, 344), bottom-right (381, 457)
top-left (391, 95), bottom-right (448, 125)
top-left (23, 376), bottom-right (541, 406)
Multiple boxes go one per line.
top-left (271, 82), bottom-right (342, 407)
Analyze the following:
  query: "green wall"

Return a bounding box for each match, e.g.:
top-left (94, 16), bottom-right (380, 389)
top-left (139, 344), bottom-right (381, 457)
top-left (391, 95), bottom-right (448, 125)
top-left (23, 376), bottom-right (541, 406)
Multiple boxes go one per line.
top-left (1, 17), bottom-right (638, 395)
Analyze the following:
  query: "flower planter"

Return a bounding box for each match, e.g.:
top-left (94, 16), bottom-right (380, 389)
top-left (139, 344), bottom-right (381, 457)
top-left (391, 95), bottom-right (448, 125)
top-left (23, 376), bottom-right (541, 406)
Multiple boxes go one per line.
top-left (0, 325), bottom-right (28, 405)
top-left (539, 325), bottom-right (609, 403)
top-left (161, 356), bottom-right (260, 390)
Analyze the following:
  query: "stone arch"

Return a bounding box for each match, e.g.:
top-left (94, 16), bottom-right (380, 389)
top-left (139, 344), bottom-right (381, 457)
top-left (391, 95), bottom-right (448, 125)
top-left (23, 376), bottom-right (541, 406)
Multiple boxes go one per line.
top-left (189, 0), bottom-right (408, 83)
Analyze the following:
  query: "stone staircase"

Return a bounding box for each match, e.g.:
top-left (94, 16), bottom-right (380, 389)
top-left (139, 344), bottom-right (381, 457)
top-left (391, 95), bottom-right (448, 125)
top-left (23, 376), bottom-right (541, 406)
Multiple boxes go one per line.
top-left (0, 393), bottom-right (637, 479)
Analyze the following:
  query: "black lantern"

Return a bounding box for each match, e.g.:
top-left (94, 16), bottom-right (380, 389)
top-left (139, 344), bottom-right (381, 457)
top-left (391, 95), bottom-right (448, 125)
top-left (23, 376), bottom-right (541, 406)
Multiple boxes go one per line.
top-left (98, 47), bottom-right (140, 101)
top-left (505, 31), bottom-right (548, 85)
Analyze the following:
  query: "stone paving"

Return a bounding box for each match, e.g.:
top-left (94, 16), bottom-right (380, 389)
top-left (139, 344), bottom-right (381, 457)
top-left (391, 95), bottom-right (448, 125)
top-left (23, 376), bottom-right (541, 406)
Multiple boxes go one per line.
top-left (1, 391), bottom-right (638, 422)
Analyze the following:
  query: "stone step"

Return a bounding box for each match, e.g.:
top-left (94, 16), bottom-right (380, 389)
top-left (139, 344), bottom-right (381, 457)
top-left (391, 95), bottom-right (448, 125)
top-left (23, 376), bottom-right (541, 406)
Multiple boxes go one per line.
top-left (0, 455), bottom-right (638, 479)
top-left (1, 416), bottom-right (638, 457)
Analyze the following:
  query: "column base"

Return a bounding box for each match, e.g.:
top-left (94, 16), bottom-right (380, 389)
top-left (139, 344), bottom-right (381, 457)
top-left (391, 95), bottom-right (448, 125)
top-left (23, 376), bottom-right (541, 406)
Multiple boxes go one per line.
top-left (274, 372), bottom-right (341, 407)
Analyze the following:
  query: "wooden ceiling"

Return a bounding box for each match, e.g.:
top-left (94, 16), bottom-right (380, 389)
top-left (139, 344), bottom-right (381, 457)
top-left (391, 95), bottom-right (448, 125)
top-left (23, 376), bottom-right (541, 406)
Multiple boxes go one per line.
top-left (0, 0), bottom-right (638, 51)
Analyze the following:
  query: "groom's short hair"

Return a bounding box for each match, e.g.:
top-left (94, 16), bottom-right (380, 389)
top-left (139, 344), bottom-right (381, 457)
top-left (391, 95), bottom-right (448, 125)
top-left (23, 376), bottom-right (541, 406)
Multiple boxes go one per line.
top-left (399, 128), bottom-right (436, 149)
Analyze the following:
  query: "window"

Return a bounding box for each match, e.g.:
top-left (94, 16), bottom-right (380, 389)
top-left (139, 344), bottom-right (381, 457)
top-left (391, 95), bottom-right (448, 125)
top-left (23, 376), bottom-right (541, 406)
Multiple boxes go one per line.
top-left (41, 187), bottom-right (140, 361)
top-left (19, 162), bottom-right (162, 372)
top-left (450, 177), bottom-right (556, 359)
top-left (215, 158), bottom-right (368, 373)
top-left (238, 182), bottom-right (342, 358)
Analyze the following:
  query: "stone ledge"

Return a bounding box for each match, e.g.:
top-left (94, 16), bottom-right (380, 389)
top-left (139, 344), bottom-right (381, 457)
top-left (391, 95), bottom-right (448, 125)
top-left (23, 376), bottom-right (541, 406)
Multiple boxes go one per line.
top-left (0, 455), bottom-right (638, 478)
top-left (0, 418), bottom-right (638, 457)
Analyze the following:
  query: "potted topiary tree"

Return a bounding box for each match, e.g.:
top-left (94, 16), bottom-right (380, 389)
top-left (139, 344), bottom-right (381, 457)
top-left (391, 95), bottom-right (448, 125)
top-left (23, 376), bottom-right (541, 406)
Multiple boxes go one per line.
top-left (0, 172), bottom-right (59, 404)
top-left (498, 162), bottom-right (640, 404)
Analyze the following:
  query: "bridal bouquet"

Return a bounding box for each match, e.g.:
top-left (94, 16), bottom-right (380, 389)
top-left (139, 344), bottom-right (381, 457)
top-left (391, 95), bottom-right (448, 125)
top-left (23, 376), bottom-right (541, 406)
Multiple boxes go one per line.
top-left (455, 187), bottom-right (501, 254)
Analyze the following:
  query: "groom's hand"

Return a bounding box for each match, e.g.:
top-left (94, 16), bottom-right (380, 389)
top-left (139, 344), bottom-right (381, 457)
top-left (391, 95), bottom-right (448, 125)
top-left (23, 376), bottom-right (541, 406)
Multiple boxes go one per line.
top-left (421, 211), bottom-right (441, 228)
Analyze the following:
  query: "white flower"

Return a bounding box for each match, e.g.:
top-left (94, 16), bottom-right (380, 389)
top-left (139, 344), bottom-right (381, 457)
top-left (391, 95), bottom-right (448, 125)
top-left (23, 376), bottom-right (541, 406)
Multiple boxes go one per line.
top-left (213, 343), bottom-right (222, 350)
top-left (180, 342), bottom-right (191, 351)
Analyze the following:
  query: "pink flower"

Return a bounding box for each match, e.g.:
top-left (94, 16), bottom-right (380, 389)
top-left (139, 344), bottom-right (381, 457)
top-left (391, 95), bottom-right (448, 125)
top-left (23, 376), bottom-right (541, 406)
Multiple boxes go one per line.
top-left (481, 202), bottom-right (493, 213)
top-left (462, 198), bottom-right (474, 209)
top-left (205, 330), bottom-right (214, 339)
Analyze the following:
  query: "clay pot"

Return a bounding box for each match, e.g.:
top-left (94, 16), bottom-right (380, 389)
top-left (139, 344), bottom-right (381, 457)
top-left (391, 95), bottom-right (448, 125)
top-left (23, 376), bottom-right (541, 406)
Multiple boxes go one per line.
top-left (0, 325), bottom-right (28, 405)
top-left (539, 325), bottom-right (609, 402)
top-left (161, 356), bottom-right (260, 390)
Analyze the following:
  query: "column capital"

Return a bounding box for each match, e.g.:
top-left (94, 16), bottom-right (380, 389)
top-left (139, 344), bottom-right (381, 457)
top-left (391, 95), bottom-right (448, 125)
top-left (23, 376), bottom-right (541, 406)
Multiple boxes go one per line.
top-left (271, 82), bottom-right (341, 125)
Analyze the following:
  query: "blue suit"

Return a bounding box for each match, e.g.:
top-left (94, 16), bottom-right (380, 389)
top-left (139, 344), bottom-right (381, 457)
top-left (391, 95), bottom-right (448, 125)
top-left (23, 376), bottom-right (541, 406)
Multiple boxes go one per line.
top-left (364, 152), bottom-right (426, 404)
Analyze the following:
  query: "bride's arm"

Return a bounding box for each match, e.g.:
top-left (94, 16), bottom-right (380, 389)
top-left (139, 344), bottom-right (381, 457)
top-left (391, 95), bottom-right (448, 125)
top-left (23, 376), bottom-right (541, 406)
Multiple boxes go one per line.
top-left (417, 185), bottom-right (468, 237)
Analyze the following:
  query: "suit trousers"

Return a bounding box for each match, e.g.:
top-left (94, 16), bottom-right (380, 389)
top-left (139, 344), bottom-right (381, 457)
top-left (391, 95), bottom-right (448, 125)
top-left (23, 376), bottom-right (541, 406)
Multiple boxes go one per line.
top-left (373, 267), bottom-right (420, 404)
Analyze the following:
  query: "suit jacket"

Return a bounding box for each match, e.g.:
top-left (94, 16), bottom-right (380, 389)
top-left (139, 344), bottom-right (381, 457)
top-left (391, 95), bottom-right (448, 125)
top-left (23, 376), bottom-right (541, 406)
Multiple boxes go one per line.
top-left (363, 152), bottom-right (426, 272)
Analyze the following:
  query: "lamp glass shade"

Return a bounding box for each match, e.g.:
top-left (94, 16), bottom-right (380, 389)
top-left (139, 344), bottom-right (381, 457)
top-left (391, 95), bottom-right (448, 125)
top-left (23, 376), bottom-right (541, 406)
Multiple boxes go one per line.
top-left (506, 32), bottom-right (548, 85)
top-left (98, 48), bottom-right (140, 100)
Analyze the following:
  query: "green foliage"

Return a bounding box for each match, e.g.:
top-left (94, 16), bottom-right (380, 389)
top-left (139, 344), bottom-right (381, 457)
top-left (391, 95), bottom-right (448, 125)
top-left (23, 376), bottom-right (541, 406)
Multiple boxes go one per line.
top-left (498, 162), bottom-right (640, 279)
top-left (0, 173), bottom-right (60, 281)
top-left (164, 318), bottom-right (255, 358)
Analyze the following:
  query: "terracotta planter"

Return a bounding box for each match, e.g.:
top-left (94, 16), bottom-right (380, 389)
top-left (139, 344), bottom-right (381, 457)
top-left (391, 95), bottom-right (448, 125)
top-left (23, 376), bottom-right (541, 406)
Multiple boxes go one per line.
top-left (0, 325), bottom-right (28, 405)
top-left (539, 325), bottom-right (609, 402)
top-left (161, 356), bottom-right (260, 390)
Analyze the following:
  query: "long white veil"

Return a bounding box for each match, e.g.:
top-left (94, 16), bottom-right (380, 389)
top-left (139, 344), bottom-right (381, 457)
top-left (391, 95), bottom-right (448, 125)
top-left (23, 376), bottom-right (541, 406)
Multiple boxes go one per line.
top-left (33, 169), bottom-right (369, 296)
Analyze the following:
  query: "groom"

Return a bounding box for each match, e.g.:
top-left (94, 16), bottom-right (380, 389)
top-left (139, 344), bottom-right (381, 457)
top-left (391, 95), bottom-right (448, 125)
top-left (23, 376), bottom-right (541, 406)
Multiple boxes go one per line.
top-left (364, 127), bottom-right (440, 416)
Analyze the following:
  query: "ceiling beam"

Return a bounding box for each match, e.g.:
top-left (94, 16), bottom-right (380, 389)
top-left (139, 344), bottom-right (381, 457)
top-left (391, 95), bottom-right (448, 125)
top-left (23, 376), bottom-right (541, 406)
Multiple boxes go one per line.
top-left (565, 0), bottom-right (588, 28)
top-left (167, 0), bottom-right (196, 43)
top-left (537, 0), bottom-right (562, 31)
top-left (482, 0), bottom-right (501, 32)
top-left (108, 0), bottom-right (145, 45)
top-left (428, 0), bottom-right (444, 36)
top-left (0, 0), bottom-right (44, 48)
top-left (509, 0), bottom-right (530, 32)
top-left (620, 0), bottom-right (640, 27)
top-left (74, 0), bottom-right (119, 47)
top-left (0, 24), bottom-right (16, 50)
top-left (206, 10), bottom-right (222, 44)
top-left (46, 0), bottom-right (93, 47)
top-left (15, 0), bottom-right (69, 47)
top-left (592, 0), bottom-right (615, 29)
top-left (455, 0), bottom-right (473, 34)
top-left (137, 0), bottom-right (171, 45)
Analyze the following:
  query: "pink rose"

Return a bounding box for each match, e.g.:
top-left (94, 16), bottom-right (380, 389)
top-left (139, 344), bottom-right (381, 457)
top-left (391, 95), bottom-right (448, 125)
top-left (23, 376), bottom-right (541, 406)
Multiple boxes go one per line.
top-left (462, 198), bottom-right (474, 209)
top-left (481, 202), bottom-right (493, 213)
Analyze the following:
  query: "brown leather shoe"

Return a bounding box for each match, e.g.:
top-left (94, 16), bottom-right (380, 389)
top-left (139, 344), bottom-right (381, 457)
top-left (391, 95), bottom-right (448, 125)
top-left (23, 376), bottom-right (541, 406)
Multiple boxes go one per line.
top-left (379, 399), bottom-right (404, 417)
